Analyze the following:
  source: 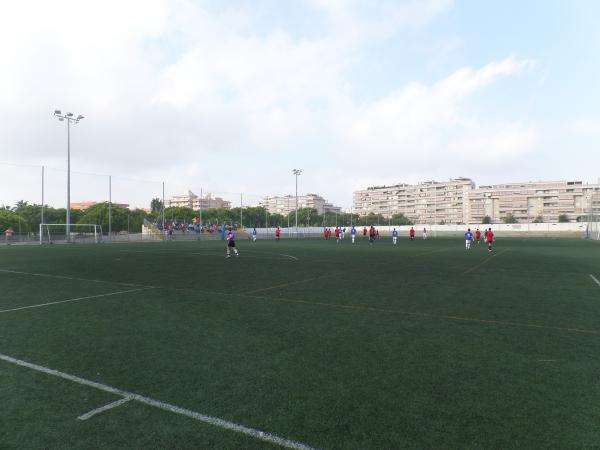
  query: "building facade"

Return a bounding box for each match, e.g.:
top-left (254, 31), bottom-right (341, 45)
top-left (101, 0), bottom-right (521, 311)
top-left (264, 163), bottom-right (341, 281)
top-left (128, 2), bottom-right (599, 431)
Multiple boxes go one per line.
top-left (167, 191), bottom-right (231, 209)
top-left (353, 178), bottom-right (474, 224)
top-left (354, 179), bottom-right (600, 223)
top-left (259, 194), bottom-right (341, 215)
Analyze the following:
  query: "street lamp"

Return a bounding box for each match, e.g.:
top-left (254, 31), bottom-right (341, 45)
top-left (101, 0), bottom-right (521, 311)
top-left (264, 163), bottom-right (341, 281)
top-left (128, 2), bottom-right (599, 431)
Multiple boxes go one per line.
top-left (54, 110), bottom-right (84, 242)
top-left (292, 169), bottom-right (302, 235)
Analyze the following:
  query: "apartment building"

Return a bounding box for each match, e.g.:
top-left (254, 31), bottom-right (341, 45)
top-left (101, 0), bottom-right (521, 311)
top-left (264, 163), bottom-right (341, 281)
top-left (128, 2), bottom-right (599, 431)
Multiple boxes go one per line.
top-left (353, 178), bottom-right (474, 224)
top-left (354, 179), bottom-right (600, 223)
top-left (167, 191), bottom-right (231, 209)
top-left (259, 194), bottom-right (342, 215)
top-left (467, 181), bottom-right (600, 223)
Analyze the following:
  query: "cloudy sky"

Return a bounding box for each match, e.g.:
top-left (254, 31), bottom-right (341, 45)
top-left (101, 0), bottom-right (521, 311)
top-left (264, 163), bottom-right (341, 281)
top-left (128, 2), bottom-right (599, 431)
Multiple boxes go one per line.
top-left (1, 0), bottom-right (599, 210)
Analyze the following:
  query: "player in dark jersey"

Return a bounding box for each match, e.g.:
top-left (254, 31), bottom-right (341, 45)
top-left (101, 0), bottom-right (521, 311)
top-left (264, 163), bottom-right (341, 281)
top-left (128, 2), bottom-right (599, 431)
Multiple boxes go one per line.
top-left (226, 228), bottom-right (239, 258)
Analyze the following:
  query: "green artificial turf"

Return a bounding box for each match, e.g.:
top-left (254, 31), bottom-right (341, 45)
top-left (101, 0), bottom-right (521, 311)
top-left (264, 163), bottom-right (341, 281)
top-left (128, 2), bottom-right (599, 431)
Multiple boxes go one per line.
top-left (1, 236), bottom-right (600, 449)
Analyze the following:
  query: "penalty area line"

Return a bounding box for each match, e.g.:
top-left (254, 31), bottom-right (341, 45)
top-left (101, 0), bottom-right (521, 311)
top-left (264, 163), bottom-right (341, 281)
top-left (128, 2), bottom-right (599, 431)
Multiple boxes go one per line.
top-left (0, 353), bottom-right (317, 450)
top-left (0, 268), bottom-right (154, 288)
top-left (0, 287), bottom-right (154, 314)
top-left (78, 397), bottom-right (133, 421)
top-left (590, 274), bottom-right (600, 288)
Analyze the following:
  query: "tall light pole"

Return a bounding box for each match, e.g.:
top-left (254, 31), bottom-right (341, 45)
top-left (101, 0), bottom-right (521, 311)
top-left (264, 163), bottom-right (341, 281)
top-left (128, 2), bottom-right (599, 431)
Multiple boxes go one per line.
top-left (292, 169), bottom-right (302, 235)
top-left (54, 110), bottom-right (84, 242)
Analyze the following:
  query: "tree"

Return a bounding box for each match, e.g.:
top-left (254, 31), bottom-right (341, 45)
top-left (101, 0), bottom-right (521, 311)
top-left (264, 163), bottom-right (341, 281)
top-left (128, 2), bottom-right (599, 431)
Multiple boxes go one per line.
top-left (482, 215), bottom-right (492, 224)
top-left (0, 209), bottom-right (25, 233)
top-left (391, 213), bottom-right (413, 225)
top-left (150, 198), bottom-right (163, 214)
top-left (77, 203), bottom-right (147, 233)
top-left (502, 214), bottom-right (518, 224)
top-left (532, 215), bottom-right (544, 223)
top-left (558, 214), bottom-right (569, 223)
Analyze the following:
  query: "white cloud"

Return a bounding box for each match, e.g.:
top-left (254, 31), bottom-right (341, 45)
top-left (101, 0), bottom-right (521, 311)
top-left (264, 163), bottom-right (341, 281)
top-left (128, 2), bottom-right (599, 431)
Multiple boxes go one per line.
top-left (0, 0), bottom-right (540, 210)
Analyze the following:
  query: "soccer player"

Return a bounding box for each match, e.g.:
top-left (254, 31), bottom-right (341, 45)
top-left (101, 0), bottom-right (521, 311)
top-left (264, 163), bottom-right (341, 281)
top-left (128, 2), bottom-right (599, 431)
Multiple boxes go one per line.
top-left (335, 226), bottom-right (340, 243)
top-left (464, 228), bottom-right (473, 250)
top-left (392, 228), bottom-right (398, 245)
top-left (486, 228), bottom-right (494, 252)
top-left (341, 227), bottom-right (346, 240)
top-left (422, 227), bottom-right (427, 239)
top-left (363, 227), bottom-right (367, 240)
top-left (275, 226), bottom-right (281, 241)
top-left (475, 228), bottom-right (481, 244)
top-left (351, 226), bottom-right (357, 244)
top-left (369, 226), bottom-right (375, 244)
top-left (409, 227), bottom-right (415, 241)
top-left (252, 227), bottom-right (257, 242)
top-left (226, 227), bottom-right (239, 258)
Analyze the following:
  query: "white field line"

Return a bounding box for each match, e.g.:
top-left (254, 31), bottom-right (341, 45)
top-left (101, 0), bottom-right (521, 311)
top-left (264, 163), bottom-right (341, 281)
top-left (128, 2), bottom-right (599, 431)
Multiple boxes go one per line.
top-left (0, 353), bottom-right (317, 450)
top-left (0, 268), bottom-right (153, 288)
top-left (0, 287), bottom-right (154, 314)
top-left (78, 396), bottom-right (133, 421)
top-left (590, 274), bottom-right (600, 287)
top-left (119, 249), bottom-right (299, 261)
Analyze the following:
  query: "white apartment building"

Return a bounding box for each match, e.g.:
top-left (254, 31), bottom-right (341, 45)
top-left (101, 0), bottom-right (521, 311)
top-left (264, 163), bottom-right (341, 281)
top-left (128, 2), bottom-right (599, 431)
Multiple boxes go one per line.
top-left (167, 191), bottom-right (231, 209)
top-left (354, 179), bottom-right (600, 223)
top-left (353, 178), bottom-right (474, 224)
top-left (467, 181), bottom-right (600, 223)
top-left (259, 194), bottom-right (342, 215)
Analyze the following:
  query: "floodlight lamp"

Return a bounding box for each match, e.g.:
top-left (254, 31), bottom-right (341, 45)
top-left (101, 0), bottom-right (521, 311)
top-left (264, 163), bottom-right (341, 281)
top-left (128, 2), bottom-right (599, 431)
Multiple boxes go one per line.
top-left (76, 115), bottom-right (84, 120)
top-left (66, 112), bottom-right (73, 117)
top-left (59, 117), bottom-right (65, 121)
top-left (54, 110), bottom-right (61, 115)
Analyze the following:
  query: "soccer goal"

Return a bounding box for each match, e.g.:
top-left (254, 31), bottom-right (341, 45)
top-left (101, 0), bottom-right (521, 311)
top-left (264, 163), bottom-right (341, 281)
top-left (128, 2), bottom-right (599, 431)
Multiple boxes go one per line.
top-left (585, 192), bottom-right (600, 241)
top-left (39, 224), bottom-right (103, 244)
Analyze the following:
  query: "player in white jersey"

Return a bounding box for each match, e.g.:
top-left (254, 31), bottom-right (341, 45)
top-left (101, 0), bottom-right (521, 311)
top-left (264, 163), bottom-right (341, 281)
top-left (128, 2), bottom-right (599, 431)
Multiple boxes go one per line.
top-left (252, 227), bottom-right (257, 242)
top-left (350, 226), bottom-right (356, 243)
top-left (422, 227), bottom-right (427, 239)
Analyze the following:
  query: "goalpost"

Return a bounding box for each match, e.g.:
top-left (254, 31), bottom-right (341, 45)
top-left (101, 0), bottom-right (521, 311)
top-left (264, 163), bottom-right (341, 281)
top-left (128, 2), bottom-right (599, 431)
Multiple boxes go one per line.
top-left (39, 224), bottom-right (103, 244)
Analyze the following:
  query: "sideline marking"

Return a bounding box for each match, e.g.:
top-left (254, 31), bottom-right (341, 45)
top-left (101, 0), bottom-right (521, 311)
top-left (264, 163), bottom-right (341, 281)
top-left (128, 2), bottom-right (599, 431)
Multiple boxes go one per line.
top-left (590, 274), bottom-right (600, 288)
top-left (0, 353), bottom-right (316, 450)
top-left (462, 249), bottom-right (509, 275)
top-left (0, 288), bottom-right (154, 314)
top-left (0, 269), bottom-right (153, 288)
top-left (78, 397), bottom-right (133, 421)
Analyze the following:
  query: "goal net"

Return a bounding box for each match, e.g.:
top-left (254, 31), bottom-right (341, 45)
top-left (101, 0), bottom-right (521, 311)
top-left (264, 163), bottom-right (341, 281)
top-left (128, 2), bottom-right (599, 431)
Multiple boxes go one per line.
top-left (585, 192), bottom-right (600, 240)
top-left (39, 224), bottom-right (103, 244)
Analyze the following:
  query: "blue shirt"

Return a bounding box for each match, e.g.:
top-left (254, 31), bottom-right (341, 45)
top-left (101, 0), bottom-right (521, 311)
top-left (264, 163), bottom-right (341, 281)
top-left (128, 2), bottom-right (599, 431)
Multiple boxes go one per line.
top-left (351, 227), bottom-right (356, 235)
top-left (252, 229), bottom-right (257, 235)
top-left (392, 230), bottom-right (398, 237)
top-left (465, 231), bottom-right (473, 240)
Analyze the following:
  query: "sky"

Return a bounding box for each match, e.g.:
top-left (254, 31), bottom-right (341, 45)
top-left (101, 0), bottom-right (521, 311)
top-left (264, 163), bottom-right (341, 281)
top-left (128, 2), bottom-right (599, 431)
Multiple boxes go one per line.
top-left (1, 0), bottom-right (599, 210)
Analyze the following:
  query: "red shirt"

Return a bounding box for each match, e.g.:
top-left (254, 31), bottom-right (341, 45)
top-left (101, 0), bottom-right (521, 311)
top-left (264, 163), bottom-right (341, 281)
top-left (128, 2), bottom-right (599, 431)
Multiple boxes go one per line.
top-left (475, 230), bottom-right (481, 239)
top-left (486, 231), bottom-right (494, 242)
top-left (409, 228), bottom-right (415, 237)
top-left (335, 228), bottom-right (340, 237)
top-left (369, 228), bottom-right (375, 237)
top-left (275, 228), bottom-right (280, 236)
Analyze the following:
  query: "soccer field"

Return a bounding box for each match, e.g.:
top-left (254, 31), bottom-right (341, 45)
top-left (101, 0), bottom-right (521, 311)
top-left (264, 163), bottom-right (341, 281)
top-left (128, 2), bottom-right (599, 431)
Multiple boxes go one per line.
top-left (1, 236), bottom-right (600, 449)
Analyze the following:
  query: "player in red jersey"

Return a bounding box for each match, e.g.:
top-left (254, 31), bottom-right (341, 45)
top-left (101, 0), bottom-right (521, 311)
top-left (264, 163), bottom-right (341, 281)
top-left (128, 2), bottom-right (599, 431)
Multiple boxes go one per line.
top-left (369, 226), bottom-right (375, 244)
top-left (475, 228), bottom-right (481, 244)
top-left (486, 228), bottom-right (494, 252)
top-left (335, 226), bottom-right (340, 243)
top-left (409, 227), bottom-right (415, 240)
top-left (275, 226), bottom-right (281, 241)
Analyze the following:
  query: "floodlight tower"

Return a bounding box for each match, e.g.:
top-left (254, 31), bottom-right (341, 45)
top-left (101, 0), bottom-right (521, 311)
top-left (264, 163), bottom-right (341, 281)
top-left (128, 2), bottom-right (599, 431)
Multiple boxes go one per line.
top-left (292, 169), bottom-right (302, 234)
top-left (54, 110), bottom-right (84, 242)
